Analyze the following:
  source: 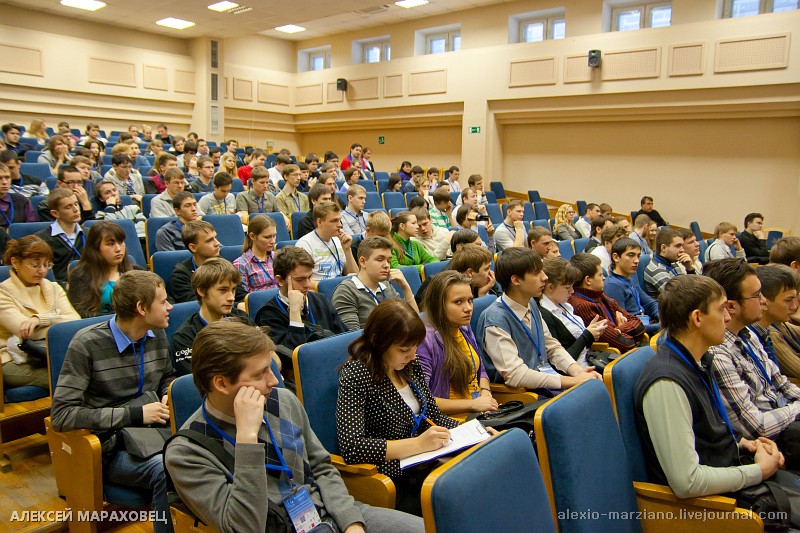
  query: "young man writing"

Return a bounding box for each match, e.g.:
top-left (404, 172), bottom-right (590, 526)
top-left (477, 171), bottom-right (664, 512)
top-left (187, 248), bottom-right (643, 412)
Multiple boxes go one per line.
top-left (634, 274), bottom-right (783, 499)
top-left (155, 192), bottom-right (198, 252)
top-left (476, 247), bottom-right (601, 395)
top-left (197, 172), bottom-right (236, 215)
top-left (164, 320), bottom-right (423, 533)
top-left (171, 258), bottom-right (254, 376)
top-left (331, 236), bottom-right (418, 330)
top-left (569, 253), bottom-right (646, 352)
top-left (340, 184), bottom-right (367, 237)
top-left (235, 166), bottom-right (278, 218)
top-left (494, 200), bottom-right (527, 251)
top-left (296, 201), bottom-right (357, 281)
top-left (644, 228), bottom-right (695, 298)
top-left (275, 164), bottom-right (310, 225)
top-left (411, 207), bottom-right (452, 261)
top-left (35, 189), bottom-right (86, 285)
top-left (603, 237), bottom-right (660, 334)
top-left (186, 156), bottom-right (215, 194)
top-left (150, 168), bottom-right (187, 218)
top-left (739, 212), bottom-right (770, 265)
top-left (51, 271), bottom-right (175, 533)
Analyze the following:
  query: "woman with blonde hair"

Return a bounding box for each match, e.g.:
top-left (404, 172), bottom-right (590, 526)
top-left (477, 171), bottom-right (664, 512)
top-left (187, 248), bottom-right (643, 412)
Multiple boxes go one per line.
top-left (22, 118), bottom-right (48, 143)
top-left (553, 204), bottom-right (581, 241)
top-left (219, 152), bottom-right (238, 178)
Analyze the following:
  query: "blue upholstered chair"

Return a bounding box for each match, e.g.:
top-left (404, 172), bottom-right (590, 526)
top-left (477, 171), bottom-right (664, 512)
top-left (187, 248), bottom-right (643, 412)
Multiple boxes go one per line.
top-left (201, 214), bottom-right (244, 247)
top-left (316, 275), bottom-right (351, 301)
top-left (397, 266), bottom-right (422, 295)
top-left (533, 201), bottom-right (550, 221)
top-left (558, 239), bottom-right (575, 260)
top-left (244, 288), bottom-right (279, 321)
top-left (573, 237), bottom-right (590, 254)
top-left (83, 218), bottom-right (146, 267)
top-left (364, 191), bottom-right (383, 210)
top-left (422, 260), bottom-right (450, 281)
top-left (636, 253), bottom-right (651, 290)
top-left (291, 211), bottom-right (307, 238)
top-left (528, 190), bottom-right (542, 203)
top-left (164, 301), bottom-right (200, 355)
top-left (151, 250), bottom-right (191, 297)
top-left (576, 200), bottom-right (588, 216)
top-left (144, 217), bottom-right (177, 258)
top-left (485, 203), bottom-right (503, 226)
top-left (421, 428), bottom-right (556, 533)
top-left (382, 192), bottom-right (406, 210)
top-left (489, 181), bottom-right (506, 201)
top-left (276, 239), bottom-right (297, 250)
top-left (8, 221), bottom-right (51, 240)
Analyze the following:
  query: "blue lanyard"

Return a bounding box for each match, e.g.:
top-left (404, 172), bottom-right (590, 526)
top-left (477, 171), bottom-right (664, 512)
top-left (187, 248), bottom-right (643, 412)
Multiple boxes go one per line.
top-left (557, 303), bottom-right (586, 330)
top-left (406, 382), bottom-right (428, 435)
top-left (499, 298), bottom-right (542, 363)
top-left (256, 194), bottom-right (265, 213)
top-left (460, 329), bottom-right (480, 390)
top-left (291, 193), bottom-right (301, 212)
top-left (191, 257), bottom-right (197, 271)
top-left (396, 237), bottom-right (415, 263)
top-left (0, 196), bottom-right (13, 226)
top-left (610, 272), bottom-right (643, 314)
top-left (502, 223), bottom-right (516, 238)
top-left (131, 340), bottom-right (145, 396)
top-left (740, 333), bottom-right (774, 387)
top-left (664, 338), bottom-right (736, 441)
top-left (747, 326), bottom-right (778, 366)
top-left (274, 293), bottom-right (315, 325)
top-left (256, 255), bottom-right (275, 286)
top-left (314, 231), bottom-right (342, 275)
top-left (59, 232), bottom-right (84, 258)
top-left (653, 256), bottom-right (678, 276)
top-left (572, 292), bottom-right (616, 325)
top-left (197, 313), bottom-right (228, 327)
top-left (362, 282), bottom-right (385, 304)
top-left (342, 209), bottom-right (365, 232)
top-left (201, 401), bottom-right (295, 487)
top-left (123, 178), bottom-right (135, 195)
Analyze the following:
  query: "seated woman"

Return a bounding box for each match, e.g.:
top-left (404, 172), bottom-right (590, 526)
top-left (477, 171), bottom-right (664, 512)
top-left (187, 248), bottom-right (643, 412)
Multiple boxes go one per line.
top-left (390, 211), bottom-right (438, 273)
top-left (94, 180), bottom-right (147, 239)
top-left (417, 271), bottom-right (499, 416)
top-left (387, 173), bottom-right (403, 193)
top-left (337, 299), bottom-right (460, 516)
top-left (339, 166), bottom-right (362, 193)
top-left (553, 204), bottom-right (580, 241)
top-left (67, 221), bottom-right (138, 318)
top-left (233, 215), bottom-right (278, 293)
top-left (0, 236), bottom-right (80, 390)
top-left (38, 135), bottom-right (71, 171)
top-left (537, 257), bottom-right (607, 366)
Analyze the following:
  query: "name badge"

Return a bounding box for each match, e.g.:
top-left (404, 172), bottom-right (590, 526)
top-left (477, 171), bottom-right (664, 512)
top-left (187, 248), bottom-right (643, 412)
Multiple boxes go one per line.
top-left (639, 315), bottom-right (650, 326)
top-left (284, 485), bottom-right (322, 533)
top-left (538, 363), bottom-right (558, 375)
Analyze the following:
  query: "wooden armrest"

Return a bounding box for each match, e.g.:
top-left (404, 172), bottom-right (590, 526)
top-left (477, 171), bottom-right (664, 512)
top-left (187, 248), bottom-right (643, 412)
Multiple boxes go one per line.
top-left (592, 342), bottom-right (610, 351)
top-left (330, 454), bottom-right (378, 475)
top-left (489, 383), bottom-right (526, 394)
top-left (633, 481), bottom-right (737, 511)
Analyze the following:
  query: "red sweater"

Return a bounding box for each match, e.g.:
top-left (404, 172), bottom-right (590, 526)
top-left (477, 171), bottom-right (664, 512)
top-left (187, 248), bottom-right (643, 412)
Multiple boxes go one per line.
top-left (568, 287), bottom-right (645, 352)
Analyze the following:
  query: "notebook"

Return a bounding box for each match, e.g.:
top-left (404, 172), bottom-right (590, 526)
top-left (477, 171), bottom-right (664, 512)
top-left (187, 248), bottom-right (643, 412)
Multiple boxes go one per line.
top-left (399, 418), bottom-right (490, 469)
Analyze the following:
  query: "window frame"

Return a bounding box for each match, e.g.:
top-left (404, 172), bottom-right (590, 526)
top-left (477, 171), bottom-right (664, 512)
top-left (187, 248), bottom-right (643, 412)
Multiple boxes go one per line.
top-left (298, 46), bottom-right (331, 73)
top-left (362, 40), bottom-right (391, 64)
top-left (611, 1), bottom-right (672, 31)
top-left (426, 30), bottom-right (461, 54)
top-left (722, 0), bottom-right (798, 17)
top-left (518, 15), bottom-right (566, 42)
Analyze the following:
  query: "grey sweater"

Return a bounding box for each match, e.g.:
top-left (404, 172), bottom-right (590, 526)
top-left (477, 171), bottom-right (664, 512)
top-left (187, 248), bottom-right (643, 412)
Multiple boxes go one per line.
top-left (331, 276), bottom-right (399, 331)
top-left (164, 390), bottom-right (363, 533)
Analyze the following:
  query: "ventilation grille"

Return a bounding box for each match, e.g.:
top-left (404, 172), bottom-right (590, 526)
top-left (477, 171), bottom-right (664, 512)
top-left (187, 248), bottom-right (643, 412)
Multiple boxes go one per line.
top-left (715, 34), bottom-right (790, 73)
top-left (669, 44), bottom-right (703, 77)
top-left (354, 4), bottom-right (390, 16)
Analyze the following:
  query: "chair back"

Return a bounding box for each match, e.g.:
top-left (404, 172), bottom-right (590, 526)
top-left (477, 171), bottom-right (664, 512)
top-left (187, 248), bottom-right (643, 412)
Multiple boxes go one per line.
top-left (558, 240), bottom-right (575, 260)
top-left (293, 330), bottom-right (363, 453)
top-left (336, 192), bottom-right (349, 207)
top-left (201, 214), bottom-right (245, 247)
top-left (382, 192), bottom-right (406, 210)
top-left (151, 250), bottom-right (191, 296)
top-left (470, 294), bottom-right (496, 334)
top-left (141, 194), bottom-right (157, 217)
top-left (533, 201), bottom-right (549, 221)
top-left (485, 203), bottom-right (503, 225)
top-left (636, 253), bottom-right (651, 290)
top-left (404, 192), bottom-right (419, 206)
top-left (260, 212), bottom-right (291, 242)
top-left (317, 275), bottom-right (352, 301)
top-left (767, 230), bottom-right (783, 250)
top-left (690, 221), bottom-right (703, 241)
top-left (229, 179), bottom-right (244, 193)
top-left (422, 428), bottom-right (556, 533)
top-left (9, 221), bottom-right (51, 240)
top-left (604, 346), bottom-right (656, 482)
top-left (531, 218), bottom-right (549, 230)
top-left (423, 260), bottom-right (450, 281)
top-left (356, 179), bottom-right (376, 192)
top-left (489, 181), bottom-right (506, 200)
top-left (291, 211), bottom-right (307, 238)
top-left (535, 379), bottom-right (642, 533)
top-left (144, 217), bottom-right (176, 257)
top-left (219, 245), bottom-right (241, 263)
top-left (576, 200), bottom-right (587, 216)
top-left (276, 239), bottom-right (297, 249)
top-left (528, 190), bottom-right (542, 203)
top-left (397, 266), bottom-right (422, 295)
top-left (364, 191), bottom-right (382, 210)
top-left (573, 237), bottom-right (589, 254)
top-left (164, 301), bottom-right (200, 354)
top-left (20, 163), bottom-right (52, 180)
top-left (373, 171), bottom-right (390, 182)
top-left (377, 179), bottom-right (389, 194)
top-left (83, 218), bottom-right (146, 267)
top-left (245, 288), bottom-right (279, 321)
top-left (47, 315), bottom-right (110, 391)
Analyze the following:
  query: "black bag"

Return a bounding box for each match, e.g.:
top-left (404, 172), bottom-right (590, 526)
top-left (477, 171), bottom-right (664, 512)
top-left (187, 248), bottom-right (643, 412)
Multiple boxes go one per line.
top-left (466, 400), bottom-right (547, 445)
top-left (585, 350), bottom-right (620, 374)
top-left (18, 338), bottom-right (48, 368)
top-left (736, 469), bottom-right (800, 531)
top-left (164, 429), bottom-right (293, 533)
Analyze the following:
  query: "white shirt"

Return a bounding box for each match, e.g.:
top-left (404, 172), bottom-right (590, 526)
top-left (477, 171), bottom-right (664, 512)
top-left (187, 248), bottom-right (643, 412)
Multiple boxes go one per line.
top-left (267, 167), bottom-right (282, 187)
top-left (591, 245), bottom-right (613, 272)
top-left (398, 385), bottom-right (420, 415)
top-left (540, 294), bottom-right (588, 364)
top-left (296, 231), bottom-right (347, 281)
top-left (574, 217), bottom-right (591, 238)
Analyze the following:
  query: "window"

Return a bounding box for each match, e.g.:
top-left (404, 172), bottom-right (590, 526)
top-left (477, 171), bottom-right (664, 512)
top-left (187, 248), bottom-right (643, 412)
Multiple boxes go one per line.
top-left (611, 2), bottom-right (671, 31)
top-left (426, 31), bottom-right (460, 54)
top-left (298, 46), bottom-right (331, 72)
top-left (723, 0), bottom-right (798, 17)
top-left (512, 9), bottom-right (566, 43)
top-left (352, 36), bottom-right (391, 64)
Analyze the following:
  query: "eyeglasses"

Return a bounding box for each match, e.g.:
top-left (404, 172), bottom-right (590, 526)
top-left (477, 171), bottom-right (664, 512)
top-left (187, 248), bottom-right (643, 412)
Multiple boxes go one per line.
top-left (740, 291), bottom-right (762, 302)
top-left (61, 180), bottom-right (83, 186)
top-left (23, 260), bottom-right (53, 271)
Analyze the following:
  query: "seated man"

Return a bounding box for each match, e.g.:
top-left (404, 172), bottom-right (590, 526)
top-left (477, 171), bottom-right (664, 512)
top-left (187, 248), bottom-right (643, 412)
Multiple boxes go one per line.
top-left (582, 216), bottom-right (610, 254)
top-left (186, 155), bottom-right (215, 194)
top-left (331, 236), bottom-right (418, 330)
top-left (155, 192), bottom-right (198, 252)
top-left (340, 184), bottom-right (367, 237)
top-left (633, 195), bottom-right (667, 227)
top-left (494, 200), bottom-right (527, 251)
top-left (455, 205), bottom-right (496, 254)
top-left (569, 253), bottom-right (646, 353)
top-left (296, 201), bottom-right (357, 281)
top-left (574, 203), bottom-right (600, 239)
top-left (644, 228), bottom-right (695, 299)
top-left (297, 183), bottom-right (332, 240)
top-left (0, 149), bottom-right (48, 198)
top-left (590, 223), bottom-right (628, 273)
top-left (678, 228), bottom-right (704, 275)
top-left (197, 172), bottom-right (236, 216)
top-left (350, 210), bottom-right (391, 258)
top-left (739, 213), bottom-right (770, 265)
top-left (629, 214), bottom-right (653, 255)
top-left (171, 258), bottom-right (254, 375)
top-left (51, 271), bottom-right (175, 533)
top-left (38, 165), bottom-right (95, 223)
top-left (706, 259), bottom-right (800, 466)
top-left (170, 220), bottom-right (246, 304)
top-left (235, 166), bottom-right (278, 217)
top-left (164, 320), bottom-right (423, 533)
top-left (0, 162), bottom-right (37, 228)
top-left (411, 207), bottom-right (451, 261)
top-left (415, 243), bottom-right (497, 305)
top-left (604, 237), bottom-right (660, 334)
top-left (237, 148), bottom-right (267, 186)
top-left (268, 153), bottom-right (292, 188)
top-left (771, 236), bottom-right (800, 328)
top-left (527, 226), bottom-right (557, 259)
top-left (150, 168), bottom-right (187, 218)
top-left (754, 265), bottom-right (800, 379)
top-left (94, 181), bottom-right (147, 238)
top-left (275, 164), bottom-right (310, 224)
top-left (475, 247), bottom-right (601, 395)
top-left (705, 222), bottom-right (746, 262)
top-left (428, 188), bottom-right (455, 230)
top-left (35, 189), bottom-right (86, 285)
top-left (634, 274), bottom-right (782, 499)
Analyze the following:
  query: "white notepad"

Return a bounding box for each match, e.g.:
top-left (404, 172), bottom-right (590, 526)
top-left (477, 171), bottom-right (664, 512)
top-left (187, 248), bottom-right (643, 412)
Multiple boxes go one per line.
top-left (399, 419), bottom-right (490, 469)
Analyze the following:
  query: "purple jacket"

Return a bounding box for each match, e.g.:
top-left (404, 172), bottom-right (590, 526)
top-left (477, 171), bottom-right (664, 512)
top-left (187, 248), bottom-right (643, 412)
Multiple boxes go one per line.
top-left (416, 325), bottom-right (488, 398)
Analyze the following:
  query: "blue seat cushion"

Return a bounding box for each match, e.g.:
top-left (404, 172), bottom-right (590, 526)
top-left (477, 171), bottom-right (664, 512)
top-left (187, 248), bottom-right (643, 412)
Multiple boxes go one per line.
top-left (4, 385), bottom-right (48, 403)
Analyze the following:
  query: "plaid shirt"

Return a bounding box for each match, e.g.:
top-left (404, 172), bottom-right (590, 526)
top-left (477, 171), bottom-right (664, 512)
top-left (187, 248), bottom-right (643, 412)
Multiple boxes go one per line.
top-left (709, 328), bottom-right (800, 440)
top-left (568, 287), bottom-right (644, 352)
top-left (233, 249), bottom-right (277, 293)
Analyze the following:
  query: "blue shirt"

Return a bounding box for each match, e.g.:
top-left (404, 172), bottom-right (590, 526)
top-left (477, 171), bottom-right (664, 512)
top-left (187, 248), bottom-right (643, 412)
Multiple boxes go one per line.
top-left (109, 315), bottom-right (156, 354)
top-left (604, 272), bottom-right (659, 321)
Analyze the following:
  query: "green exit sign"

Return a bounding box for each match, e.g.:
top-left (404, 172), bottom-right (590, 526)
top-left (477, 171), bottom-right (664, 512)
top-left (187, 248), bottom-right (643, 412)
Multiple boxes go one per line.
top-left (469, 126), bottom-right (481, 134)
top-left (378, 136), bottom-right (385, 145)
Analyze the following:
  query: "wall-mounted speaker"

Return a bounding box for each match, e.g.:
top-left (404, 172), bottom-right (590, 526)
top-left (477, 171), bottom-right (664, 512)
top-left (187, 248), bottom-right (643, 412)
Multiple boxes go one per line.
top-left (336, 78), bottom-right (348, 91)
top-left (588, 50), bottom-right (602, 68)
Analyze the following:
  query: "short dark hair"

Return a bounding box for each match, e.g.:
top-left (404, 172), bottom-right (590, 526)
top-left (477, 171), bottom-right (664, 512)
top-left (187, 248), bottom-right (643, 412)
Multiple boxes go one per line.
top-left (586, 203), bottom-right (599, 212)
top-left (305, 152), bottom-right (319, 164)
top-left (757, 264), bottom-right (799, 301)
top-left (455, 205), bottom-right (474, 226)
top-left (357, 236), bottom-right (394, 261)
top-left (112, 153), bottom-right (132, 167)
top-left (640, 196), bottom-right (653, 206)
top-left (2, 124), bottom-right (20, 134)
top-left (771, 236), bottom-right (800, 267)
top-left (172, 191), bottom-right (194, 209)
top-left (703, 258), bottom-right (757, 302)
top-left (112, 270), bottom-right (165, 321)
top-left (659, 275), bottom-right (726, 337)
top-left (47, 188), bottom-right (76, 211)
top-left (273, 246), bottom-right (315, 279)
top-left (181, 220), bottom-right (215, 248)
top-left (655, 228), bottom-right (682, 254)
top-left (527, 226), bottom-right (551, 245)
top-left (590, 216), bottom-right (609, 236)
top-left (192, 257), bottom-right (242, 302)
top-left (496, 247), bottom-right (543, 292)
top-left (570, 253), bottom-right (602, 287)
top-left (213, 171), bottom-right (233, 187)
top-left (0, 150), bottom-right (20, 165)
top-left (57, 165), bottom-right (81, 182)
top-left (450, 244), bottom-right (492, 273)
top-left (432, 188), bottom-right (450, 205)
top-left (451, 229), bottom-right (480, 252)
top-left (410, 165), bottom-right (424, 175)
top-left (611, 237), bottom-right (641, 258)
top-left (744, 213), bottom-right (764, 227)
top-left (309, 183), bottom-right (331, 205)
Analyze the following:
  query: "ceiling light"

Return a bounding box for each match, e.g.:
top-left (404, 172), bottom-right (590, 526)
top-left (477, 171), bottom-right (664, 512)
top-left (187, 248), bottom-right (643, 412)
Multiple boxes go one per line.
top-left (275, 24), bottom-right (306, 33)
top-left (208, 1), bottom-right (238, 11)
top-left (60, 0), bottom-right (106, 11)
top-left (156, 17), bottom-right (196, 29)
top-left (395, 0), bottom-right (428, 8)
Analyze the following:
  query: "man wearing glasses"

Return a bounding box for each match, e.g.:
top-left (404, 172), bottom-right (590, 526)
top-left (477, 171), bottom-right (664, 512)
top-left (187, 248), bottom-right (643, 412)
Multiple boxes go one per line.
top-left (706, 258), bottom-right (800, 469)
top-left (37, 165), bottom-right (95, 223)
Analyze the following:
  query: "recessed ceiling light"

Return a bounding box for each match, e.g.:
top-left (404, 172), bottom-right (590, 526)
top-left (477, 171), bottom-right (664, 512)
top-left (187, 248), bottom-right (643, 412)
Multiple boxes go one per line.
top-left (156, 17), bottom-right (196, 30)
top-left (275, 24), bottom-right (306, 33)
top-left (60, 0), bottom-right (106, 11)
top-left (208, 1), bottom-right (238, 11)
top-left (395, 0), bottom-right (428, 8)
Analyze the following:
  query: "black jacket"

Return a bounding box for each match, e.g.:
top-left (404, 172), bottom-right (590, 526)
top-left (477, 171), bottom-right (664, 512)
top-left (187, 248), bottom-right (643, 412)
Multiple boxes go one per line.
top-left (169, 257), bottom-right (247, 304)
top-left (171, 309), bottom-right (253, 375)
top-left (254, 291), bottom-right (346, 351)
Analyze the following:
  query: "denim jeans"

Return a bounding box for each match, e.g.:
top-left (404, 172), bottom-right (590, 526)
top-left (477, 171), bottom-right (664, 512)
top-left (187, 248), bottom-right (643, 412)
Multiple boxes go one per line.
top-left (104, 450), bottom-right (174, 533)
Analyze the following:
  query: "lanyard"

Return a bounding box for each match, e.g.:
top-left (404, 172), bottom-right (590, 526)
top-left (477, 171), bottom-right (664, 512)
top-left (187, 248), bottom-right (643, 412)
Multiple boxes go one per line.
top-left (406, 382), bottom-right (428, 435)
top-left (747, 326), bottom-right (779, 366)
top-left (572, 292), bottom-right (616, 325)
top-left (201, 401), bottom-right (295, 487)
top-left (739, 333), bottom-right (774, 387)
top-left (557, 303), bottom-right (586, 330)
top-left (653, 256), bottom-right (678, 276)
top-left (290, 193), bottom-right (301, 212)
top-left (397, 237), bottom-right (415, 263)
top-left (502, 223), bottom-right (516, 238)
top-left (460, 329), bottom-right (480, 390)
top-left (362, 282), bottom-right (385, 304)
top-left (274, 293), bottom-right (315, 325)
top-left (499, 298), bottom-right (542, 364)
top-left (610, 272), bottom-right (643, 314)
top-left (314, 231), bottom-right (342, 275)
top-left (59, 232), bottom-right (84, 258)
top-left (664, 338), bottom-right (736, 441)
top-left (197, 313), bottom-right (228, 327)
top-left (256, 255), bottom-right (275, 286)
top-left (124, 178), bottom-right (135, 195)
top-left (0, 196), bottom-right (13, 226)
top-left (256, 194), bottom-right (265, 213)
top-left (131, 340), bottom-right (145, 396)
top-left (342, 209), bottom-right (365, 232)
